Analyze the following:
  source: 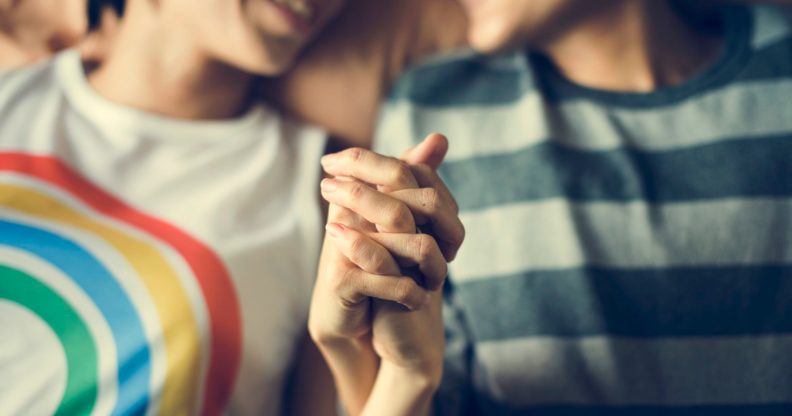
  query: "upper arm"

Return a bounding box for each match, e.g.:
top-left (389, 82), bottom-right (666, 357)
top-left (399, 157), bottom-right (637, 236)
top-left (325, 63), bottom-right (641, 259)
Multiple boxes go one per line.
top-left (261, 0), bottom-right (467, 148)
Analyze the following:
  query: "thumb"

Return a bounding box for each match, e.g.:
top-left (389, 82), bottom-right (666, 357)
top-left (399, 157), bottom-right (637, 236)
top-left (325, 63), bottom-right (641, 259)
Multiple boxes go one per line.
top-left (400, 133), bottom-right (448, 170)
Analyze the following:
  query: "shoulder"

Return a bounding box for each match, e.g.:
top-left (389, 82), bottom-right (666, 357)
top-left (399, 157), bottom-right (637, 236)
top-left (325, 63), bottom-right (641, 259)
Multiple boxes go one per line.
top-left (0, 54), bottom-right (64, 134)
top-left (0, 54), bottom-right (61, 107)
top-left (387, 49), bottom-right (537, 108)
top-left (261, 0), bottom-right (467, 147)
top-left (289, 0), bottom-right (467, 84)
top-left (748, 4), bottom-right (792, 50)
top-left (726, 4), bottom-right (792, 83)
top-left (374, 49), bottom-right (538, 158)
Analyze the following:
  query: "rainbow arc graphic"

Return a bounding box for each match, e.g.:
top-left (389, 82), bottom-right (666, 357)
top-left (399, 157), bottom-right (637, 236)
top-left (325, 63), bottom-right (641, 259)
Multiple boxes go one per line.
top-left (0, 152), bottom-right (241, 415)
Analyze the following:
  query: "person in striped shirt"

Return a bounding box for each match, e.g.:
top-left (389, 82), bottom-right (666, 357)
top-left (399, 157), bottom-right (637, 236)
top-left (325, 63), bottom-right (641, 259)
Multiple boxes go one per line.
top-left (376, 2), bottom-right (792, 414)
top-left (277, 0), bottom-right (792, 414)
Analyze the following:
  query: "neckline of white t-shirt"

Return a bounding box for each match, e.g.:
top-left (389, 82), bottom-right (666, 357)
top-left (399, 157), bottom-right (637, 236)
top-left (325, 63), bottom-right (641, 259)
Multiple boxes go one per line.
top-left (55, 49), bottom-right (276, 143)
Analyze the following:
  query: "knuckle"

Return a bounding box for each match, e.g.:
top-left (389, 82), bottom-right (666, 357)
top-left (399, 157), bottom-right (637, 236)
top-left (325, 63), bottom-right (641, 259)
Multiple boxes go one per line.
top-left (438, 262), bottom-right (449, 280)
top-left (348, 182), bottom-right (366, 198)
top-left (446, 191), bottom-right (460, 214)
top-left (388, 204), bottom-right (414, 230)
top-left (368, 253), bottom-right (390, 274)
top-left (348, 234), bottom-right (368, 259)
top-left (445, 221), bottom-right (466, 250)
top-left (393, 278), bottom-right (419, 306)
top-left (421, 188), bottom-right (442, 214)
top-left (390, 161), bottom-right (414, 186)
top-left (347, 147), bottom-right (366, 162)
top-left (417, 234), bottom-right (438, 261)
top-left (455, 222), bottom-right (467, 246)
top-left (333, 208), bottom-right (356, 224)
top-left (447, 233), bottom-right (464, 255)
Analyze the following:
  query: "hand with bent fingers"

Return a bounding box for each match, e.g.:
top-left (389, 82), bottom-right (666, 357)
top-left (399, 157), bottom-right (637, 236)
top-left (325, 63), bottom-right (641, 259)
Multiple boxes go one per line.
top-left (308, 134), bottom-right (465, 416)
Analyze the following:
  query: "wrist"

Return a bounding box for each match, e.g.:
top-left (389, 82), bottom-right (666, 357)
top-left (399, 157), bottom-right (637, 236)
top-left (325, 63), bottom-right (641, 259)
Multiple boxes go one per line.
top-left (379, 360), bottom-right (442, 396)
top-left (310, 323), bottom-right (370, 352)
top-left (312, 332), bottom-right (380, 416)
top-left (360, 361), bottom-right (441, 416)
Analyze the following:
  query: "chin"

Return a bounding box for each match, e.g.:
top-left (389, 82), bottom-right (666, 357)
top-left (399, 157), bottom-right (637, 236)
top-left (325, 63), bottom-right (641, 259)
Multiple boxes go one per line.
top-left (467, 22), bottom-right (518, 53)
top-left (230, 43), bottom-right (302, 77)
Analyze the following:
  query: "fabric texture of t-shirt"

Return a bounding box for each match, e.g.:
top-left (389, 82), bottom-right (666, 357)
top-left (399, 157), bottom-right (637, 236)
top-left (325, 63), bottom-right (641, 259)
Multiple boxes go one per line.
top-left (0, 50), bottom-right (325, 416)
top-left (375, 5), bottom-right (792, 415)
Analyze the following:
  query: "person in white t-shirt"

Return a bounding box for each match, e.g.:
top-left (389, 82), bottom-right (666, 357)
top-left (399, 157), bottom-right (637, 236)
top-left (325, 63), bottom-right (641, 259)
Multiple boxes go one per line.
top-left (0, 0), bottom-right (464, 413)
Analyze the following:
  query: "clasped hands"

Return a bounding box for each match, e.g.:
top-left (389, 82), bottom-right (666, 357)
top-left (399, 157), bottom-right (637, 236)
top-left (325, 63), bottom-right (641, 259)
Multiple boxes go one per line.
top-left (308, 133), bottom-right (464, 416)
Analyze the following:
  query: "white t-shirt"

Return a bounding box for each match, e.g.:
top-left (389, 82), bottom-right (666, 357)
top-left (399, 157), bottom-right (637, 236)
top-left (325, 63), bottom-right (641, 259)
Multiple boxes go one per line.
top-left (0, 50), bottom-right (325, 415)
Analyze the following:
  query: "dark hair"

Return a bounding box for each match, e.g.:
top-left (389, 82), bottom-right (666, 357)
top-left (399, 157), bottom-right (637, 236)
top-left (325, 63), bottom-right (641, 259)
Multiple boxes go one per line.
top-left (88, 0), bottom-right (125, 30)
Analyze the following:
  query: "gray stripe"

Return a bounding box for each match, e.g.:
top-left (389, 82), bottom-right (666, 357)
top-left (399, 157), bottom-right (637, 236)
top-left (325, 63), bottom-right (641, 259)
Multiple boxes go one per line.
top-left (451, 198), bottom-right (792, 281)
top-left (476, 335), bottom-right (792, 406)
top-left (752, 6), bottom-right (792, 50)
top-left (384, 80), bottom-right (792, 162)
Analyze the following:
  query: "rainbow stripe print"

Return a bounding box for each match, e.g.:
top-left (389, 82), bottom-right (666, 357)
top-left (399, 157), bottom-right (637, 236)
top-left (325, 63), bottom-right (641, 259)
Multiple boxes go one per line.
top-left (0, 152), bottom-right (242, 415)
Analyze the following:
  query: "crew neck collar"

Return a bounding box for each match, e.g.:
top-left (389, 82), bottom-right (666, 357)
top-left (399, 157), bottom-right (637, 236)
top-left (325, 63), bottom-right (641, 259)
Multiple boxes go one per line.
top-left (529, 6), bottom-right (752, 108)
top-left (55, 49), bottom-right (273, 141)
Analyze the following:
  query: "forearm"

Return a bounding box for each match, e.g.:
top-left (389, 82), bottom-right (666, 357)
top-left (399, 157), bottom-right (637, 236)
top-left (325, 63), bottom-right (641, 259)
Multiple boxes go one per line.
top-left (284, 334), bottom-right (338, 416)
top-left (361, 361), bottom-right (439, 416)
top-left (316, 336), bottom-right (380, 416)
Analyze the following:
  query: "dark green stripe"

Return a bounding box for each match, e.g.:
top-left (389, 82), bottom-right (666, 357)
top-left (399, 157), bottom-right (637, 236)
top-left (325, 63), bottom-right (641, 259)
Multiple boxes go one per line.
top-left (0, 264), bottom-right (98, 416)
top-left (388, 53), bottom-right (534, 107)
top-left (453, 265), bottom-right (792, 342)
top-left (439, 133), bottom-right (792, 211)
top-left (464, 399), bottom-right (792, 416)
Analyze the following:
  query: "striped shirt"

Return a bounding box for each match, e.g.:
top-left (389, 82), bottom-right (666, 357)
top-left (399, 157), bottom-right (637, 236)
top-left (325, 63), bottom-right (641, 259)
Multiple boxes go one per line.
top-left (375, 5), bottom-right (792, 415)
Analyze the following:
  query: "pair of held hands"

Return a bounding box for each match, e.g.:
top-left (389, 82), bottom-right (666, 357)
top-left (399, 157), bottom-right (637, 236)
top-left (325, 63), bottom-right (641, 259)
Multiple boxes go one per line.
top-left (308, 133), bottom-right (465, 409)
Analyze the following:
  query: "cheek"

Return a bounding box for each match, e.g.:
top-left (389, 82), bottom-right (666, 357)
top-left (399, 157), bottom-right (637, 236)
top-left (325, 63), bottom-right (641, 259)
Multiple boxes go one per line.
top-left (11, 0), bottom-right (86, 47)
top-left (23, 0), bottom-right (85, 26)
top-left (57, 0), bottom-right (88, 35)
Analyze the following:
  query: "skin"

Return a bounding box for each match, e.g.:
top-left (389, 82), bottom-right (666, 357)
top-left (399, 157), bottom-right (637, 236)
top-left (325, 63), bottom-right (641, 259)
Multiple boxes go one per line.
top-left (92, 0), bottom-right (352, 413)
top-left (310, 134), bottom-right (463, 416)
top-left (261, 0), bottom-right (469, 145)
top-left (88, 0), bottom-right (345, 119)
top-left (288, 0), bottom-right (792, 414)
top-left (4, 0), bottom-right (787, 413)
top-left (0, 0), bottom-right (86, 67)
top-left (1, 0), bottom-right (466, 413)
top-left (84, 1), bottom-right (463, 415)
top-left (271, 0), bottom-right (792, 143)
top-left (460, 0), bottom-right (724, 91)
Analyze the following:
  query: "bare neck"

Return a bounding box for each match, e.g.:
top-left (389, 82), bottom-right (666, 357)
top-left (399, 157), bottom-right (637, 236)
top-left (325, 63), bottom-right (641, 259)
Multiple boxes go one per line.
top-left (540, 1), bottom-right (722, 92)
top-left (0, 23), bottom-right (58, 68)
top-left (88, 2), bottom-right (253, 120)
top-left (0, 33), bottom-right (33, 67)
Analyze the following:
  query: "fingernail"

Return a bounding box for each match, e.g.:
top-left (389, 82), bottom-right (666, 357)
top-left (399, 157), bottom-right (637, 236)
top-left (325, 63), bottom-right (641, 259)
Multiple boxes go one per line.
top-left (321, 154), bottom-right (337, 168)
top-left (321, 179), bottom-right (337, 193)
top-left (325, 223), bottom-right (344, 238)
